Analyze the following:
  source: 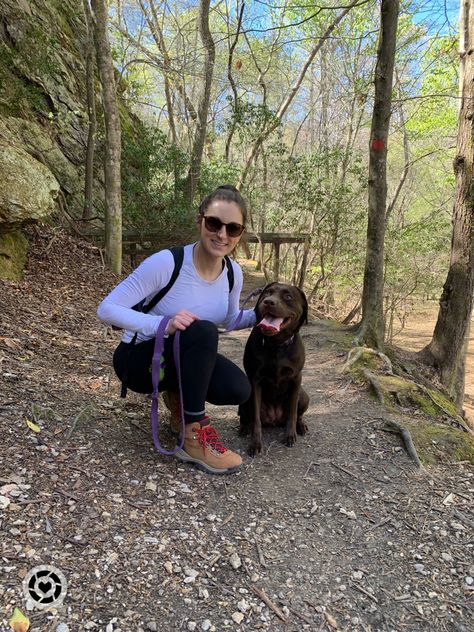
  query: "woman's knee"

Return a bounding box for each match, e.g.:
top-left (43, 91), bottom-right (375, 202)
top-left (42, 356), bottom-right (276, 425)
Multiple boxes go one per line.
top-left (181, 319), bottom-right (218, 348)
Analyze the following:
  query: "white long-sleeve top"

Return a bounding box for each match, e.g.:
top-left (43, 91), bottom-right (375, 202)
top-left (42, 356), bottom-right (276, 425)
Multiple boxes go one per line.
top-left (97, 243), bottom-right (256, 342)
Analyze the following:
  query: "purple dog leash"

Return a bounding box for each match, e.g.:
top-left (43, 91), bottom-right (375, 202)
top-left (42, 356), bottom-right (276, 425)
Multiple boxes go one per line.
top-left (151, 316), bottom-right (185, 455)
top-left (150, 287), bottom-right (264, 456)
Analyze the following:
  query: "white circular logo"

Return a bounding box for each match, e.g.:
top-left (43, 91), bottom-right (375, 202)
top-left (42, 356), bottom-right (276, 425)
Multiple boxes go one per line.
top-left (23, 565), bottom-right (67, 609)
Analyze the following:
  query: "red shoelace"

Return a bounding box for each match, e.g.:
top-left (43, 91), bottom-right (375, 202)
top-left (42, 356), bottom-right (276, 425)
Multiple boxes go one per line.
top-left (197, 424), bottom-right (227, 454)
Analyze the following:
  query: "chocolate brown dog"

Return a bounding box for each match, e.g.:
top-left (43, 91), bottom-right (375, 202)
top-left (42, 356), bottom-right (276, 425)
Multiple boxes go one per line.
top-left (239, 282), bottom-right (309, 456)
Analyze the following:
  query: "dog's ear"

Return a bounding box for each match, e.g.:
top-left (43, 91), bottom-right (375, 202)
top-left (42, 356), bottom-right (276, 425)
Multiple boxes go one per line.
top-left (297, 287), bottom-right (308, 328)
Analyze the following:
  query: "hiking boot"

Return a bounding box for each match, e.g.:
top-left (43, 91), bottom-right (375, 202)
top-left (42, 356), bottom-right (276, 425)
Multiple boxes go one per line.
top-left (175, 421), bottom-right (242, 475)
top-left (162, 391), bottom-right (181, 435)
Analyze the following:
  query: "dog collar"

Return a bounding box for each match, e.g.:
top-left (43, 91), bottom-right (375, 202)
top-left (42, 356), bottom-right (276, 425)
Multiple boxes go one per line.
top-left (262, 334), bottom-right (294, 347)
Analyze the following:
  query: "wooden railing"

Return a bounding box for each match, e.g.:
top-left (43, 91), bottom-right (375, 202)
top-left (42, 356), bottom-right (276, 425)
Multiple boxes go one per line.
top-left (82, 229), bottom-right (310, 282)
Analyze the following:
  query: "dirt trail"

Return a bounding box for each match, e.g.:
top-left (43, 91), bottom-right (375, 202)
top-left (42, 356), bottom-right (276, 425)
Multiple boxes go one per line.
top-left (0, 231), bottom-right (473, 631)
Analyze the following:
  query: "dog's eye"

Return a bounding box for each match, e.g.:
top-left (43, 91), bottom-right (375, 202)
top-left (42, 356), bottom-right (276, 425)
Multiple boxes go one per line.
top-left (284, 293), bottom-right (293, 302)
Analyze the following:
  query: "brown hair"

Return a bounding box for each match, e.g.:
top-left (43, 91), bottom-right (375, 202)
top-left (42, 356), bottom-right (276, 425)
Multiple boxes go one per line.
top-left (198, 185), bottom-right (248, 225)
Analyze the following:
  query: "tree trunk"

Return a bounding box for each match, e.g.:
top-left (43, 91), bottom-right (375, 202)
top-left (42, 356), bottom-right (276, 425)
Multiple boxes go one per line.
top-left (354, 0), bottom-right (399, 350)
top-left (82, 0), bottom-right (96, 222)
top-left (91, 0), bottom-right (122, 274)
top-left (421, 1), bottom-right (474, 407)
top-left (225, 1), bottom-right (245, 162)
top-left (184, 0), bottom-right (215, 208)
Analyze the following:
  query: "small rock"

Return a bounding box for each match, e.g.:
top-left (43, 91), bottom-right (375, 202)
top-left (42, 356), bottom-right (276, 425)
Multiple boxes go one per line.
top-left (56, 625), bottom-right (70, 632)
top-left (164, 561), bottom-right (173, 574)
top-left (229, 553), bottom-right (242, 569)
top-left (231, 613), bottom-right (244, 624)
top-left (145, 482), bottom-right (157, 492)
top-left (352, 570), bottom-right (363, 580)
top-left (187, 624), bottom-right (197, 632)
top-left (339, 507), bottom-right (356, 520)
top-left (441, 552), bottom-right (453, 563)
top-left (465, 576), bottom-right (474, 586)
top-left (451, 522), bottom-right (465, 531)
top-left (442, 493), bottom-right (455, 505)
top-left (237, 599), bottom-right (250, 613)
top-left (146, 622), bottom-right (158, 632)
top-left (201, 620), bottom-right (212, 631)
top-left (199, 588), bottom-right (209, 600)
top-left (0, 495), bottom-right (11, 509)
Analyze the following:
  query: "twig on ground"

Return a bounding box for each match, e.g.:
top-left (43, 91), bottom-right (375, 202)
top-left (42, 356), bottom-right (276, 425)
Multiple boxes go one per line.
top-left (330, 462), bottom-right (359, 480)
top-left (65, 405), bottom-right (94, 441)
top-left (287, 605), bottom-right (313, 624)
top-left (251, 586), bottom-right (289, 623)
top-left (350, 581), bottom-right (379, 603)
top-left (383, 418), bottom-right (425, 470)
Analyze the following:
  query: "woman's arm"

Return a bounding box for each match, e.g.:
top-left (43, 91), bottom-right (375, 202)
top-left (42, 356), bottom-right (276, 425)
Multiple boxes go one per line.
top-left (97, 250), bottom-right (175, 336)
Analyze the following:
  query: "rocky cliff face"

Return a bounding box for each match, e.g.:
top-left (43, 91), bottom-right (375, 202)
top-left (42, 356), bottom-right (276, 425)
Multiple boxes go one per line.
top-left (0, 0), bottom-right (99, 279)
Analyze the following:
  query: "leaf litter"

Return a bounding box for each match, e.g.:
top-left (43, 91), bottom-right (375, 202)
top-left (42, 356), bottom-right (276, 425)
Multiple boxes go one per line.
top-left (0, 227), bottom-right (473, 631)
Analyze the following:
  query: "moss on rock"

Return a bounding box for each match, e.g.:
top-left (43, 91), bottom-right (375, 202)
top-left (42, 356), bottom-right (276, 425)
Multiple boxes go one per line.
top-left (406, 421), bottom-right (474, 465)
top-left (0, 230), bottom-right (29, 280)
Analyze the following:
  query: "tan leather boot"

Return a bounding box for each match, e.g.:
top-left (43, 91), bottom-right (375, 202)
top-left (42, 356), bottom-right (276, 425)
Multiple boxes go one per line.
top-left (175, 421), bottom-right (242, 474)
top-left (162, 391), bottom-right (181, 435)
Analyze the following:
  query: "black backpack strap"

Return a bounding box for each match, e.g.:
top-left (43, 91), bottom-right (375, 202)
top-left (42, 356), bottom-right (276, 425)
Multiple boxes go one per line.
top-left (224, 255), bottom-right (234, 293)
top-left (142, 246), bottom-right (184, 314)
top-left (120, 247), bottom-right (184, 398)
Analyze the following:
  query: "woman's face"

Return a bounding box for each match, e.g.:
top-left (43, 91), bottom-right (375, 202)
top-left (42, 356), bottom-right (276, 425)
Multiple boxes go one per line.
top-left (198, 199), bottom-right (245, 258)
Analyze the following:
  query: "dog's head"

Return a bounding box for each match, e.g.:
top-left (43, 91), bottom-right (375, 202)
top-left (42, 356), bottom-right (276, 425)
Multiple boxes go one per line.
top-left (254, 283), bottom-right (308, 337)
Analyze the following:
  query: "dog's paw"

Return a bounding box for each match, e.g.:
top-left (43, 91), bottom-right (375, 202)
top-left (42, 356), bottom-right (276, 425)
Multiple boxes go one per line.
top-left (248, 441), bottom-right (263, 457)
top-left (296, 420), bottom-right (308, 435)
top-left (284, 432), bottom-right (297, 447)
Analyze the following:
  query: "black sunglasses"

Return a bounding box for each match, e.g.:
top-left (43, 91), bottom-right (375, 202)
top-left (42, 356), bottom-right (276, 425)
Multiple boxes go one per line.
top-left (202, 215), bottom-right (245, 237)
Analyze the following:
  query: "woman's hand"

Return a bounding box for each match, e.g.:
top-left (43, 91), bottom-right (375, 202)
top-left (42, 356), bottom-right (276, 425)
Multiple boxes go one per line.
top-left (164, 310), bottom-right (199, 335)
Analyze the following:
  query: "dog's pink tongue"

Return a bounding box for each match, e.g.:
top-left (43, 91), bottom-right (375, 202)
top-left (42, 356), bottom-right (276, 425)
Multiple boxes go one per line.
top-left (258, 316), bottom-right (284, 332)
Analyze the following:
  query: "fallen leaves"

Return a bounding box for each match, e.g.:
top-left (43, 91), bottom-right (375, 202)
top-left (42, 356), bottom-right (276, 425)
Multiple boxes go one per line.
top-left (9, 608), bottom-right (30, 632)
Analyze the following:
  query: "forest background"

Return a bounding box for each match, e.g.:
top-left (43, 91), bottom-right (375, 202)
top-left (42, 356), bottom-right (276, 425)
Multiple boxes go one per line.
top-left (0, 0), bottom-right (468, 403)
top-left (96, 0), bottom-right (459, 339)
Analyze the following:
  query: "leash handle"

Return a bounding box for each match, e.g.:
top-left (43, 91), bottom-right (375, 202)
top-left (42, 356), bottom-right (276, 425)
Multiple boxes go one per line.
top-left (225, 287), bottom-right (264, 332)
top-left (151, 286), bottom-right (264, 453)
top-left (151, 316), bottom-right (185, 455)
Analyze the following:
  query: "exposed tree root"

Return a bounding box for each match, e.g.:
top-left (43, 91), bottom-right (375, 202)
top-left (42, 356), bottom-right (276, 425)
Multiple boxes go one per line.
top-left (362, 368), bottom-right (384, 404)
top-left (383, 418), bottom-right (425, 470)
top-left (342, 346), bottom-right (393, 373)
top-left (392, 369), bottom-right (474, 437)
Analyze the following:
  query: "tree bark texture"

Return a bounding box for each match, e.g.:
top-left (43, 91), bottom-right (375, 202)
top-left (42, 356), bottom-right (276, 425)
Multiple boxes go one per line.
top-left (422, 1), bottom-right (474, 407)
top-left (91, 0), bottom-right (122, 274)
top-left (357, 0), bottom-right (399, 350)
top-left (82, 0), bottom-right (96, 222)
top-left (184, 0), bottom-right (215, 209)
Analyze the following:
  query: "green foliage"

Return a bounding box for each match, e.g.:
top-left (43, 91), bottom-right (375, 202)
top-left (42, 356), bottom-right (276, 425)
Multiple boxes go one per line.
top-left (120, 117), bottom-right (187, 230)
top-left (197, 159), bottom-right (240, 202)
top-left (224, 97), bottom-right (279, 145)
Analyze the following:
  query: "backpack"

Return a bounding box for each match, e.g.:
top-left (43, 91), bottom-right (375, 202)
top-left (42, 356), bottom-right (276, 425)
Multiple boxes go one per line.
top-left (119, 245), bottom-right (234, 397)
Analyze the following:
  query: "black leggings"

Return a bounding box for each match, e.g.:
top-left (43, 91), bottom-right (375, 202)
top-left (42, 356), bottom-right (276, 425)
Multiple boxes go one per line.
top-left (113, 320), bottom-right (250, 421)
